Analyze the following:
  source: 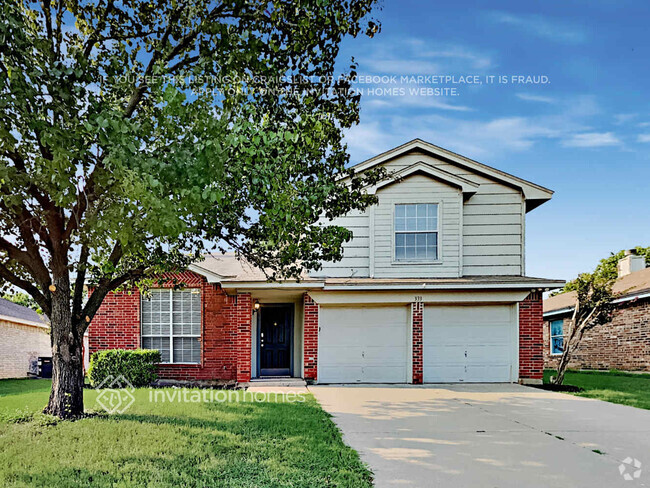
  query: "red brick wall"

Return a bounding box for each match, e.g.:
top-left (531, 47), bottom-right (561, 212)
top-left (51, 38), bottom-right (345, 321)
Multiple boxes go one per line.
top-left (89, 290), bottom-right (140, 352)
top-left (544, 298), bottom-right (650, 371)
top-left (88, 272), bottom-right (254, 382)
top-left (303, 294), bottom-right (318, 381)
top-left (519, 291), bottom-right (544, 382)
top-left (412, 302), bottom-right (423, 384)
top-left (233, 293), bottom-right (252, 383)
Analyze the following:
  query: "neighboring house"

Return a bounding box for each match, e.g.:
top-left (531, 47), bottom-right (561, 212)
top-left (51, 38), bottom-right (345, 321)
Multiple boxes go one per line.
top-left (544, 251), bottom-right (650, 371)
top-left (0, 298), bottom-right (50, 379)
top-left (89, 139), bottom-right (563, 385)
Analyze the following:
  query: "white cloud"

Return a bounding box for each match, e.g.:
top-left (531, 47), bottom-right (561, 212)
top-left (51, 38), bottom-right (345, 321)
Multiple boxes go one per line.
top-left (637, 134), bottom-right (650, 143)
top-left (614, 113), bottom-right (637, 125)
top-left (562, 132), bottom-right (621, 147)
top-left (356, 37), bottom-right (494, 76)
top-left (346, 114), bottom-right (562, 163)
top-left (516, 93), bottom-right (556, 104)
top-left (486, 11), bottom-right (588, 44)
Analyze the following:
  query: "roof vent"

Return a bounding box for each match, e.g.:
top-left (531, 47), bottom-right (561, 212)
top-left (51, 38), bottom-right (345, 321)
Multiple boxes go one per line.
top-left (617, 249), bottom-right (646, 278)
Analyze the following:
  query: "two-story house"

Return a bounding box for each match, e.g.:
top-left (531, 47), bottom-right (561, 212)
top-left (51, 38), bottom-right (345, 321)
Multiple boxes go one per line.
top-left (89, 139), bottom-right (563, 385)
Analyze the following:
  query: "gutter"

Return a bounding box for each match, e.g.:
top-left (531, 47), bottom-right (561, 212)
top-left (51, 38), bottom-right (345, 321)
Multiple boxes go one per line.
top-left (323, 282), bottom-right (564, 291)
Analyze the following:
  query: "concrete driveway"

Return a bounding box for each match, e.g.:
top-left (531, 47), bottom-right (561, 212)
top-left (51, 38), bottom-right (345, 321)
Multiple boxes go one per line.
top-left (310, 384), bottom-right (649, 488)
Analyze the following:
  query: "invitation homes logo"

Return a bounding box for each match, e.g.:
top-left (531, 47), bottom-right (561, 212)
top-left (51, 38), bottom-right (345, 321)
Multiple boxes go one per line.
top-left (95, 375), bottom-right (136, 414)
top-left (619, 457), bottom-right (642, 481)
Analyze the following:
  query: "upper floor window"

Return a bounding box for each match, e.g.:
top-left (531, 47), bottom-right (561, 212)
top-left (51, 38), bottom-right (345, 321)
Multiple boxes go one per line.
top-left (550, 319), bottom-right (564, 355)
top-left (394, 203), bottom-right (439, 261)
top-left (141, 289), bottom-right (201, 364)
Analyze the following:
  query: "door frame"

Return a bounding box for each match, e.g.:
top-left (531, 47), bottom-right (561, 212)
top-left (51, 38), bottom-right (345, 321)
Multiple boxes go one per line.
top-left (256, 303), bottom-right (294, 377)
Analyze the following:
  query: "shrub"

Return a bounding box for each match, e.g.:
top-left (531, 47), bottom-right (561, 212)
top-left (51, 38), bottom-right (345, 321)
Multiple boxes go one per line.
top-left (88, 349), bottom-right (161, 387)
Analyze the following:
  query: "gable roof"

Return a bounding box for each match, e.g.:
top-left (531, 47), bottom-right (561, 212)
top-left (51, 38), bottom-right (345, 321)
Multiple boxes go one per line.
top-left (544, 266), bottom-right (650, 316)
top-left (350, 139), bottom-right (553, 211)
top-left (0, 298), bottom-right (48, 328)
top-left (367, 161), bottom-right (479, 197)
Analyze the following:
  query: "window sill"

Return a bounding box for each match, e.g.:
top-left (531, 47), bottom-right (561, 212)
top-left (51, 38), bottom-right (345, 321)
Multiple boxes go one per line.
top-left (391, 260), bottom-right (443, 265)
top-left (158, 363), bottom-right (202, 366)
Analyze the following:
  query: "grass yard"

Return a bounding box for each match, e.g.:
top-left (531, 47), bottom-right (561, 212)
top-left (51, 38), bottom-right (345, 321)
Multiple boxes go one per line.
top-left (544, 369), bottom-right (650, 410)
top-left (0, 379), bottom-right (372, 487)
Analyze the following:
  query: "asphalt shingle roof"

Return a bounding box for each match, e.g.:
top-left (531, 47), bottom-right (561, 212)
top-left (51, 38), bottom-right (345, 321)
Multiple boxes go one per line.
top-left (0, 297), bottom-right (46, 325)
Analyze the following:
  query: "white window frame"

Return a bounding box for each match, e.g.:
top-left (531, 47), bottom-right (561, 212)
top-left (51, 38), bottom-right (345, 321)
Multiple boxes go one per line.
top-left (549, 319), bottom-right (564, 356)
top-left (141, 288), bottom-right (202, 364)
top-left (392, 202), bottom-right (441, 264)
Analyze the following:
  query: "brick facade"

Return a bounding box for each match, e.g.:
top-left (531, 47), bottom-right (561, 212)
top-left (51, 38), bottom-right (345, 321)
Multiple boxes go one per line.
top-left (412, 302), bottom-right (423, 384)
top-left (303, 293), bottom-right (319, 381)
top-left (518, 291), bottom-right (544, 382)
top-left (0, 319), bottom-right (51, 379)
top-left (88, 272), bottom-right (549, 384)
top-left (88, 272), bottom-right (253, 382)
top-left (544, 298), bottom-right (650, 371)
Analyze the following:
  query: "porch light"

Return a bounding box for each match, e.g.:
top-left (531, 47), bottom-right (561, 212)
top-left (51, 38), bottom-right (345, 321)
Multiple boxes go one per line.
top-left (253, 299), bottom-right (260, 311)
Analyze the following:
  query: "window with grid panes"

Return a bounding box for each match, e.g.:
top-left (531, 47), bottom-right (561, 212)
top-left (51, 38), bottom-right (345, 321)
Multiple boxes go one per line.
top-left (394, 203), bottom-right (439, 261)
top-left (141, 289), bottom-right (201, 363)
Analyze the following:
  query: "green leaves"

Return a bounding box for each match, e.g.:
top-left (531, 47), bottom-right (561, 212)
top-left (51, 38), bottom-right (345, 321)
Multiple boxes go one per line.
top-left (0, 0), bottom-right (382, 316)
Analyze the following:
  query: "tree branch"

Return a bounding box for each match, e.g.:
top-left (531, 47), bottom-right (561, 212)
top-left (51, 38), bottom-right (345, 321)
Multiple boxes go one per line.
top-left (72, 243), bottom-right (89, 321)
top-left (0, 261), bottom-right (51, 317)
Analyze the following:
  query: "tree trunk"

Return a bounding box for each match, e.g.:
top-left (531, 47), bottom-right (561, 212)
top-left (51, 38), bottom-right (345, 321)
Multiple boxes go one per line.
top-left (554, 347), bottom-right (571, 385)
top-left (44, 289), bottom-right (85, 418)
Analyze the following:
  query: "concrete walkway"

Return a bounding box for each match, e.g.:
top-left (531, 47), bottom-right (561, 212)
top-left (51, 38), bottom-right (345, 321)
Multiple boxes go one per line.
top-left (310, 384), bottom-right (650, 488)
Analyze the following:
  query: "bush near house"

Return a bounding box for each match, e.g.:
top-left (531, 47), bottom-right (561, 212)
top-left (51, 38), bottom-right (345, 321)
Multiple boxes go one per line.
top-left (88, 349), bottom-right (161, 387)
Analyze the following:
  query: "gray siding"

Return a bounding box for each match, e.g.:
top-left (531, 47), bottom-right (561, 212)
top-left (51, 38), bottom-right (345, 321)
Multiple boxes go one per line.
top-left (310, 151), bottom-right (526, 278)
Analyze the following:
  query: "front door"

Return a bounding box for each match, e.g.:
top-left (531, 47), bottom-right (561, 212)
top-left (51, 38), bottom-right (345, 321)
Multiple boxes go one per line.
top-left (259, 305), bottom-right (293, 376)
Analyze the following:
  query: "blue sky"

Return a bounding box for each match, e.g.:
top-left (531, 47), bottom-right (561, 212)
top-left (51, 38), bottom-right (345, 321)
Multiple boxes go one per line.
top-left (337, 0), bottom-right (650, 281)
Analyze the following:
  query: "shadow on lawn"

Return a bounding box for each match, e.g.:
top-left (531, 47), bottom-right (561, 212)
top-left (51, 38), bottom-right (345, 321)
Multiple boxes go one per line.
top-left (8, 399), bottom-right (371, 488)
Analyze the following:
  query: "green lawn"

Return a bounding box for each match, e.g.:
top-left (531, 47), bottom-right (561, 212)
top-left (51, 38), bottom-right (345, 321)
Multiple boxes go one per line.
top-left (0, 379), bottom-right (372, 487)
top-left (544, 369), bottom-right (650, 410)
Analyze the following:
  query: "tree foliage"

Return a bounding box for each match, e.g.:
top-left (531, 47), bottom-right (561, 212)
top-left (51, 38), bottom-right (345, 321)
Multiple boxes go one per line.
top-left (559, 246), bottom-right (649, 294)
top-left (0, 0), bottom-right (382, 417)
top-left (553, 271), bottom-right (617, 385)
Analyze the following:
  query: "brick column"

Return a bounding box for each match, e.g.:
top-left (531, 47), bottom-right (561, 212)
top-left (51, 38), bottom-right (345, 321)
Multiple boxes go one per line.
top-left (303, 293), bottom-right (319, 382)
top-left (412, 302), bottom-right (423, 384)
top-left (234, 293), bottom-right (252, 383)
top-left (519, 291), bottom-right (544, 384)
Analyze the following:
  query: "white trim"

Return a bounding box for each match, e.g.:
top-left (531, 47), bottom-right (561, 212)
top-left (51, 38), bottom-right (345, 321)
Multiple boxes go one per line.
top-left (0, 313), bottom-right (49, 329)
top-left (220, 282), bottom-right (325, 290)
top-left (349, 139), bottom-right (553, 203)
top-left (140, 289), bottom-right (201, 364)
top-left (188, 264), bottom-right (230, 283)
top-left (310, 289), bottom-right (531, 305)
top-left (392, 202), bottom-right (441, 265)
top-left (367, 161), bottom-right (479, 196)
top-left (323, 282), bottom-right (562, 291)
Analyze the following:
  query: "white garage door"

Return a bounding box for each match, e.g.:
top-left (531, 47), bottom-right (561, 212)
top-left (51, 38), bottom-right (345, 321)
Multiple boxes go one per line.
top-left (319, 306), bottom-right (409, 383)
top-left (423, 305), bottom-right (517, 383)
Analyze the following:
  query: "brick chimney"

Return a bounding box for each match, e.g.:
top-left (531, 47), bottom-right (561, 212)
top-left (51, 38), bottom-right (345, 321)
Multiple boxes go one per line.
top-left (617, 249), bottom-right (645, 278)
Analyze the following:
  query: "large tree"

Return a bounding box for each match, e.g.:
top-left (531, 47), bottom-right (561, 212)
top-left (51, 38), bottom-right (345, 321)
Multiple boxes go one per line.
top-left (0, 0), bottom-right (382, 418)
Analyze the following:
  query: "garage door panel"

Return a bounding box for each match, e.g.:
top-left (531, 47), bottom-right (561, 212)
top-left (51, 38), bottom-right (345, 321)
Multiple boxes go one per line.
top-left (319, 306), bottom-right (408, 383)
top-left (423, 305), bottom-right (516, 383)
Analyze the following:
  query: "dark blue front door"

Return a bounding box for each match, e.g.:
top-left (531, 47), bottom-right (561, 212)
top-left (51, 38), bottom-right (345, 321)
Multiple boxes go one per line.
top-left (260, 305), bottom-right (292, 376)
